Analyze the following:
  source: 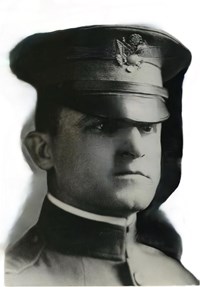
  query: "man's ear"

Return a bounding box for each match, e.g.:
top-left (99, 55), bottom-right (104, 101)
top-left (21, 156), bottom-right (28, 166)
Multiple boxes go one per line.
top-left (24, 131), bottom-right (54, 170)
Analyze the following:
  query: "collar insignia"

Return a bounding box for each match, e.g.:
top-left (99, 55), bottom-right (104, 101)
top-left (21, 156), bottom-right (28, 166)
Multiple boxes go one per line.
top-left (116, 34), bottom-right (147, 73)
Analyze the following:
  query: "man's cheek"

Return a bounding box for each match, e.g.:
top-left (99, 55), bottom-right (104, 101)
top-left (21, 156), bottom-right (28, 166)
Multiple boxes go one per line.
top-left (82, 142), bottom-right (114, 164)
top-left (82, 152), bottom-right (113, 175)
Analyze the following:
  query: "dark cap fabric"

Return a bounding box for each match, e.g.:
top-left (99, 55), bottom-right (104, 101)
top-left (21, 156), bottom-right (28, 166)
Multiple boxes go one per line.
top-left (9, 25), bottom-right (191, 122)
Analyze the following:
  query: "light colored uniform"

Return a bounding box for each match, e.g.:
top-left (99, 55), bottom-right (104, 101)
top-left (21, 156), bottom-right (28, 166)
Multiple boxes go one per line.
top-left (5, 196), bottom-right (199, 286)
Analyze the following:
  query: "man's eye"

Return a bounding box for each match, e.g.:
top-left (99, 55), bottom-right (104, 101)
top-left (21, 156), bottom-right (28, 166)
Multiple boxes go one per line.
top-left (139, 124), bottom-right (155, 134)
top-left (89, 120), bottom-right (118, 135)
top-left (93, 122), bottom-right (105, 131)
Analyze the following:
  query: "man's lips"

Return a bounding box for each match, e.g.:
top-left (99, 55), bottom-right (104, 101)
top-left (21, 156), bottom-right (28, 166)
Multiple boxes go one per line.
top-left (114, 170), bottom-right (150, 179)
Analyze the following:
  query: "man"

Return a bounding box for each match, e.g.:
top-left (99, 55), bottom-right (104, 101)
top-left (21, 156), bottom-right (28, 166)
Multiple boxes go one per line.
top-left (5, 25), bottom-right (199, 285)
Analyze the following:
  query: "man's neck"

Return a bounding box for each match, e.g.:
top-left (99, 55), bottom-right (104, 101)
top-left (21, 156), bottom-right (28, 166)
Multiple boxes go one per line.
top-left (47, 192), bottom-right (136, 227)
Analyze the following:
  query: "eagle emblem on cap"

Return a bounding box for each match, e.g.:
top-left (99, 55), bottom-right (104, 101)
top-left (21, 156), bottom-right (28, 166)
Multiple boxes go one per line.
top-left (116, 34), bottom-right (148, 73)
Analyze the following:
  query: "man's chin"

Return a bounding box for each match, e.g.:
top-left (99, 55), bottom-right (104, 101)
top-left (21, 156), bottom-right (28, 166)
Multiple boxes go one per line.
top-left (113, 186), bottom-right (156, 215)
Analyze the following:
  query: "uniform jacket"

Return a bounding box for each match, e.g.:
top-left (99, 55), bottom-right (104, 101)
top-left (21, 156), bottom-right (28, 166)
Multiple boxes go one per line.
top-left (5, 197), bottom-right (199, 286)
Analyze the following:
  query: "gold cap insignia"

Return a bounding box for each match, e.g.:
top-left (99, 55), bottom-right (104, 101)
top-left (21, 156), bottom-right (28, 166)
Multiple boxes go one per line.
top-left (116, 34), bottom-right (148, 73)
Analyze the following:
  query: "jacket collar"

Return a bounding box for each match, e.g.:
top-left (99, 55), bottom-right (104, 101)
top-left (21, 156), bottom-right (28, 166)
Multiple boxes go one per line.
top-left (38, 196), bottom-right (136, 261)
top-left (47, 193), bottom-right (136, 227)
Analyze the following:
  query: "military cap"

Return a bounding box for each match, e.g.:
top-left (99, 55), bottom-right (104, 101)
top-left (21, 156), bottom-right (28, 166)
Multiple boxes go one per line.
top-left (9, 25), bottom-right (191, 123)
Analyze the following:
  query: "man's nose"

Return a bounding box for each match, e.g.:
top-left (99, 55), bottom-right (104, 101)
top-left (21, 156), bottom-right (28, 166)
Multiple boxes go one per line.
top-left (118, 127), bottom-right (145, 160)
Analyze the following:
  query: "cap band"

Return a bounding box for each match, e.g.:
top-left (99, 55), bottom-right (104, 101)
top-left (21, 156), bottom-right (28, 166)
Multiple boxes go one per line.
top-left (55, 80), bottom-right (168, 98)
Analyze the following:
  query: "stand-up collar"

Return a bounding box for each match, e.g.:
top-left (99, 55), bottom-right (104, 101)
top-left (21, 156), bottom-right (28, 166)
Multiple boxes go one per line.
top-left (47, 193), bottom-right (136, 227)
top-left (37, 196), bottom-right (136, 261)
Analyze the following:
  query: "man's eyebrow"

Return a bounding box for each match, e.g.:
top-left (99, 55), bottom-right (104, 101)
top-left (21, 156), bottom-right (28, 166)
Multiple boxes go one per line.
top-left (75, 114), bottom-right (106, 127)
top-left (76, 115), bottom-right (159, 125)
top-left (75, 114), bottom-right (160, 128)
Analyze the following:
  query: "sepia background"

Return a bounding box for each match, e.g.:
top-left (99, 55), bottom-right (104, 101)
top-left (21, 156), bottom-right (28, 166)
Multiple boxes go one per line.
top-left (0, 0), bottom-right (200, 284)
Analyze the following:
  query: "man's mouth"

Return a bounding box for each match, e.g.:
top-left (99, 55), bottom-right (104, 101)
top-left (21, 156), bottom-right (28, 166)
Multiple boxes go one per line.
top-left (114, 170), bottom-right (150, 179)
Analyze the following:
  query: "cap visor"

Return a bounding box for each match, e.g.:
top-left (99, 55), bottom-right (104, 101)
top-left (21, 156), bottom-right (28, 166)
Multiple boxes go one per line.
top-left (63, 93), bottom-right (169, 123)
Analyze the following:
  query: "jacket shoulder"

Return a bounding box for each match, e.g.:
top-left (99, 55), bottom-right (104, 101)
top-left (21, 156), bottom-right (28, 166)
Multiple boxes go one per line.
top-left (134, 243), bottom-right (199, 285)
top-left (5, 226), bottom-right (45, 274)
top-left (4, 227), bottom-right (86, 286)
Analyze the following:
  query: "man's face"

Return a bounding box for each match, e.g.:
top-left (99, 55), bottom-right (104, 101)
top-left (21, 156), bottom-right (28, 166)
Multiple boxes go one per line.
top-left (48, 108), bottom-right (162, 217)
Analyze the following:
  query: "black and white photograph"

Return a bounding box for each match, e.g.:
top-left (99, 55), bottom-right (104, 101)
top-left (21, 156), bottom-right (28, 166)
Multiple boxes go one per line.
top-left (0, 0), bottom-right (200, 285)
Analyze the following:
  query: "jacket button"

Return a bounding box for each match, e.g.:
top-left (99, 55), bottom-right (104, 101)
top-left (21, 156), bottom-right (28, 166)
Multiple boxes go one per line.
top-left (32, 235), bottom-right (38, 243)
